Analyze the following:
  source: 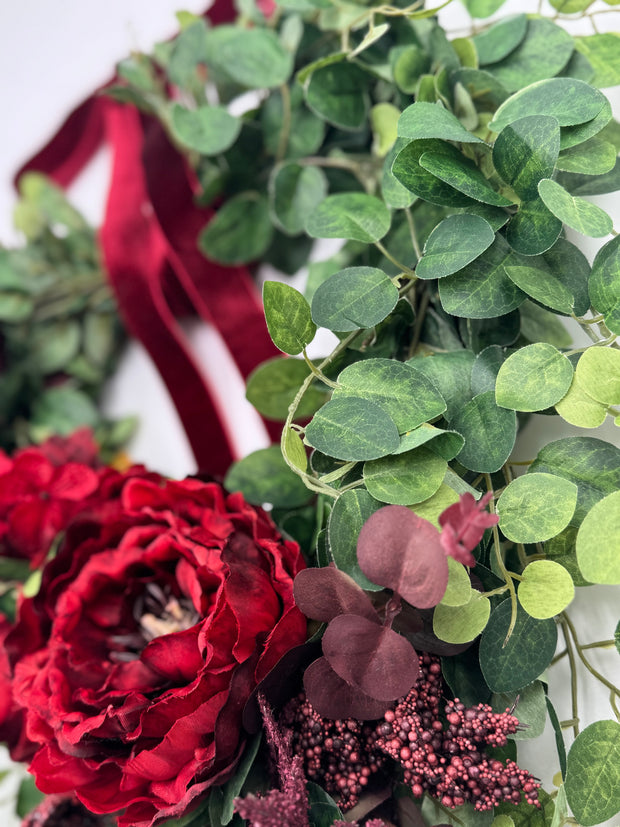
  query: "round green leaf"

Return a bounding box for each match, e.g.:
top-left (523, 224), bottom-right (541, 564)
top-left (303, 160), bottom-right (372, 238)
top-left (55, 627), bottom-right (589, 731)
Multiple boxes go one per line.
top-left (391, 140), bottom-right (476, 208)
top-left (284, 427), bottom-right (308, 473)
top-left (433, 591), bottom-right (491, 644)
top-left (198, 193), bottom-right (273, 265)
top-left (484, 20), bottom-right (575, 94)
top-left (224, 445), bottom-right (311, 508)
top-left (397, 101), bottom-right (483, 143)
top-left (495, 343), bottom-right (574, 412)
top-left (574, 32), bottom-right (620, 88)
top-left (306, 193), bottom-right (391, 243)
top-left (419, 148), bottom-right (513, 207)
top-left (30, 387), bottom-right (99, 438)
top-left (311, 266), bottom-right (398, 332)
top-left (410, 484), bottom-right (460, 528)
top-left (305, 62), bottom-right (369, 130)
top-left (497, 473), bottom-right (578, 543)
top-left (395, 424), bottom-right (464, 461)
top-left (479, 600), bottom-right (558, 692)
top-left (416, 215), bottom-right (495, 280)
top-left (555, 375), bottom-right (608, 429)
top-left (492, 115), bottom-right (560, 201)
top-left (170, 104), bottom-right (240, 155)
top-left (442, 558), bottom-right (473, 607)
top-left (305, 397), bottom-right (400, 461)
top-left (463, 0), bottom-right (509, 17)
top-left (452, 391), bottom-right (517, 474)
top-left (263, 281), bottom-right (316, 355)
top-left (560, 98), bottom-right (613, 150)
top-left (471, 346), bottom-right (505, 395)
top-left (31, 321), bottom-right (81, 373)
top-left (438, 235), bottom-right (527, 319)
top-left (333, 358), bottom-right (446, 433)
top-left (542, 237), bottom-right (592, 317)
top-left (382, 138), bottom-right (416, 209)
top-left (518, 560), bottom-right (575, 619)
top-left (473, 14), bottom-right (528, 65)
top-left (576, 490), bottom-right (620, 584)
top-left (504, 264), bottom-right (574, 314)
top-left (0, 292), bottom-right (33, 322)
top-left (565, 720), bottom-right (620, 826)
top-left (408, 350), bottom-right (475, 423)
top-left (589, 235), bottom-right (620, 335)
top-left (393, 45), bottom-right (432, 95)
top-left (556, 136), bottom-right (617, 175)
top-left (204, 26), bottom-right (293, 88)
top-left (505, 198), bottom-right (562, 256)
top-left (363, 446), bottom-right (446, 505)
top-left (246, 357), bottom-right (328, 421)
top-left (328, 490), bottom-right (383, 591)
top-left (575, 345), bottom-right (620, 405)
top-left (490, 78), bottom-right (607, 133)
top-left (538, 178), bottom-right (614, 238)
top-left (491, 681), bottom-right (547, 741)
top-left (269, 163), bottom-right (327, 236)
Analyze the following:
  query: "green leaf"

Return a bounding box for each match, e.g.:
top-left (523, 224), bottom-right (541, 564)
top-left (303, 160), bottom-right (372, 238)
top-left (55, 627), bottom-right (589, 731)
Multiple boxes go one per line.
top-left (560, 49), bottom-right (595, 83)
top-left (224, 446), bottom-right (311, 508)
top-left (30, 387), bottom-right (99, 439)
top-left (504, 264), bottom-right (574, 315)
top-left (443, 557), bottom-right (473, 607)
top-left (31, 320), bottom-right (81, 373)
top-left (261, 89), bottom-right (325, 160)
top-left (560, 97), bottom-right (613, 150)
top-left (370, 102), bottom-right (400, 157)
top-left (0, 291), bottom-right (33, 322)
top-left (574, 346), bottom-right (620, 406)
top-left (306, 193), bottom-right (391, 243)
top-left (538, 178), bottom-right (614, 237)
top-left (489, 78), bottom-right (608, 133)
top-left (497, 473), bottom-right (578, 543)
top-left (167, 19), bottom-right (208, 87)
top-left (391, 139), bottom-right (477, 208)
top-left (495, 790), bottom-right (555, 827)
top-left (479, 600), bottom-right (558, 692)
top-left (392, 45), bottom-right (432, 94)
top-left (410, 482), bottom-right (460, 527)
top-left (328, 490), bottom-right (383, 590)
top-left (204, 26), bottom-right (293, 88)
top-left (199, 193), bottom-right (273, 264)
top-left (473, 14), bottom-right (528, 65)
top-left (452, 68), bottom-right (510, 111)
top-left (246, 357), bottom-right (328, 421)
top-left (574, 33), bottom-right (620, 88)
top-left (555, 375), bottom-right (608, 428)
top-left (495, 343), bottom-right (574, 412)
top-left (382, 138), bottom-right (417, 209)
top-left (452, 390), bottom-right (517, 473)
top-left (217, 733), bottom-right (262, 824)
top-left (311, 266), bottom-right (398, 332)
top-left (169, 104), bottom-right (240, 155)
top-left (483, 20), bottom-right (575, 93)
top-left (492, 680), bottom-right (547, 740)
top-left (269, 163), bottom-right (327, 236)
top-left (518, 560), bottom-right (575, 619)
top-left (16, 776), bottom-right (45, 819)
top-left (408, 350), bottom-right (475, 422)
top-left (565, 720), bottom-right (620, 826)
top-left (505, 198), bottom-right (562, 256)
top-left (589, 235), bottom-right (620, 335)
top-left (363, 445), bottom-right (447, 505)
top-left (305, 62), bottom-right (369, 130)
top-left (395, 423), bottom-right (465, 461)
top-left (284, 426), bottom-right (308, 473)
top-left (433, 591), bottom-right (491, 643)
top-left (542, 237), bottom-right (591, 317)
top-left (492, 115), bottom-right (561, 201)
top-left (462, 0), bottom-right (509, 18)
top-left (263, 281), bottom-right (316, 355)
top-left (305, 397), bottom-right (400, 461)
top-left (471, 345), bottom-right (505, 394)
top-left (419, 146), bottom-right (513, 207)
top-left (550, 0), bottom-right (595, 10)
top-left (530, 436), bottom-right (620, 524)
top-left (333, 358), bottom-right (446, 433)
top-left (397, 101), bottom-right (483, 143)
top-left (307, 782), bottom-right (344, 827)
top-left (546, 695), bottom-right (568, 778)
top-left (556, 136), bottom-right (617, 175)
top-left (438, 235), bottom-right (527, 319)
top-left (576, 490), bottom-right (620, 584)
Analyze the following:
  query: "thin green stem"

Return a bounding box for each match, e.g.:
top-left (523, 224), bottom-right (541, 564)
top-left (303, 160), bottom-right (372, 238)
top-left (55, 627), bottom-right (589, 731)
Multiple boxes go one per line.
top-left (374, 240), bottom-right (416, 278)
top-left (485, 474), bottom-right (518, 646)
top-left (405, 207), bottom-right (422, 259)
top-left (408, 287), bottom-right (430, 359)
top-left (319, 461), bottom-right (357, 484)
top-left (559, 616), bottom-right (580, 738)
top-left (302, 349), bottom-right (339, 389)
top-left (275, 83), bottom-right (292, 163)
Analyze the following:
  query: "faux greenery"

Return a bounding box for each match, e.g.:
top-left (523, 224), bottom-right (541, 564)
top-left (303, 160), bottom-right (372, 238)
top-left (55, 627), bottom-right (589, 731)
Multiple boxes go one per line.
top-left (106, 0), bottom-right (620, 823)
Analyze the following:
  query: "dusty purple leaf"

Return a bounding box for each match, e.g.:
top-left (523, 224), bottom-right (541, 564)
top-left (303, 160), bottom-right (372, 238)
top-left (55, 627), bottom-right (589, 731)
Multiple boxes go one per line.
top-left (439, 492), bottom-right (498, 566)
top-left (303, 656), bottom-right (390, 720)
top-left (357, 505), bottom-right (449, 608)
top-left (322, 613), bottom-right (419, 701)
top-left (293, 566), bottom-right (378, 623)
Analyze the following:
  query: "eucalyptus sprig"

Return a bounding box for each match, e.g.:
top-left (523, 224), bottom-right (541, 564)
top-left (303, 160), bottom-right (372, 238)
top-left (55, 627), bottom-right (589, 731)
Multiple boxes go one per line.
top-left (115, 1), bottom-right (620, 824)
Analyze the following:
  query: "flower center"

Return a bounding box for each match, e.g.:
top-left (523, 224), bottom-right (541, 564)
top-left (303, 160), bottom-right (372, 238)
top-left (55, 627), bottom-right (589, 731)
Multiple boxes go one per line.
top-left (109, 582), bottom-right (200, 662)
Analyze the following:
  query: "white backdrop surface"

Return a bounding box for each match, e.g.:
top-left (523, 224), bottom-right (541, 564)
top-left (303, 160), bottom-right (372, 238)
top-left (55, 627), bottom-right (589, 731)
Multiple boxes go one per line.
top-left (0, 2), bottom-right (619, 825)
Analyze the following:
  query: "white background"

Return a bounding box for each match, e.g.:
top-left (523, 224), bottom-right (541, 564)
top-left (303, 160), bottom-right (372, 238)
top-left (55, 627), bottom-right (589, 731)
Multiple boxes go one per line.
top-left (1, 1), bottom-right (619, 824)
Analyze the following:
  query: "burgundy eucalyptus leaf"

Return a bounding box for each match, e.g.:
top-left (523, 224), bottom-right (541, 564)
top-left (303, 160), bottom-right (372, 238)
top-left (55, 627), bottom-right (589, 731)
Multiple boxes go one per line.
top-left (303, 656), bottom-right (390, 720)
top-left (357, 506), bottom-right (449, 609)
top-left (439, 492), bottom-right (498, 567)
top-left (293, 565), bottom-right (379, 623)
top-left (322, 613), bottom-right (419, 701)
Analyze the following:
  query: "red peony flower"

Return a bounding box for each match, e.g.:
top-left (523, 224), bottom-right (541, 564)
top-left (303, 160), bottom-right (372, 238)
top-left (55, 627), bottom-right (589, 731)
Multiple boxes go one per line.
top-left (0, 471), bottom-right (306, 827)
top-left (0, 429), bottom-right (101, 568)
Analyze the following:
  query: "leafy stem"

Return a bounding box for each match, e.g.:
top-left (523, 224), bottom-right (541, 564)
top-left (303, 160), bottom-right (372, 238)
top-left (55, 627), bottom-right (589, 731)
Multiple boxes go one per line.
top-left (485, 473), bottom-right (518, 647)
top-left (374, 240), bottom-right (416, 278)
top-left (302, 349), bottom-right (339, 389)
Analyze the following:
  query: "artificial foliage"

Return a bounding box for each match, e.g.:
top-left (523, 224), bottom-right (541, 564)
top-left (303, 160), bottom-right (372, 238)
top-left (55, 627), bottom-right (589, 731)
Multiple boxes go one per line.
top-left (1, 0), bottom-right (620, 827)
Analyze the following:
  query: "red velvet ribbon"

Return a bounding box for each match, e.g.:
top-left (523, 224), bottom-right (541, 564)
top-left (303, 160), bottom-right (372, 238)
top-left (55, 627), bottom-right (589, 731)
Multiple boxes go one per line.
top-left (15, 2), bottom-right (281, 477)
